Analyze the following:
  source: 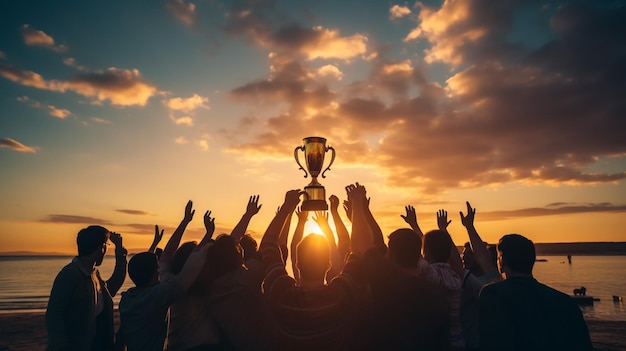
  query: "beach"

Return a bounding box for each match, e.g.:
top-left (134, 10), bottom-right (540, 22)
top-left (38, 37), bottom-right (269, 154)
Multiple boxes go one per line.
top-left (0, 311), bottom-right (625, 351)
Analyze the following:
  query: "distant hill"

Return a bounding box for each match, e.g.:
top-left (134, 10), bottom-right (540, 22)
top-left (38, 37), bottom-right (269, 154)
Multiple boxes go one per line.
top-left (533, 242), bottom-right (626, 256)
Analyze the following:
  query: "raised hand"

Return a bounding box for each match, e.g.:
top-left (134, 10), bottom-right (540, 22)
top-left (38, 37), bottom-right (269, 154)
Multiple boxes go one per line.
top-left (246, 195), bottom-right (262, 216)
top-left (460, 201), bottom-right (476, 228)
top-left (154, 225), bottom-right (164, 244)
top-left (296, 206), bottom-right (308, 222)
top-left (401, 205), bottom-right (418, 226)
top-left (149, 225), bottom-right (164, 253)
top-left (313, 211), bottom-right (330, 227)
top-left (183, 200), bottom-right (195, 223)
top-left (203, 210), bottom-right (215, 238)
top-left (109, 232), bottom-right (123, 247)
top-left (284, 189), bottom-right (303, 210)
top-left (329, 195), bottom-right (340, 211)
top-left (437, 209), bottom-right (451, 231)
top-left (343, 200), bottom-right (353, 222)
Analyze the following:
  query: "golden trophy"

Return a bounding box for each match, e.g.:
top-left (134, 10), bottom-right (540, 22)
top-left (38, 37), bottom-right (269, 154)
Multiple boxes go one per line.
top-left (294, 137), bottom-right (336, 211)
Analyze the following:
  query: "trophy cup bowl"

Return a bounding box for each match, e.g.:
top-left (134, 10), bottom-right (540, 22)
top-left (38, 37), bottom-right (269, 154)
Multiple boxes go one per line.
top-left (294, 137), bottom-right (336, 211)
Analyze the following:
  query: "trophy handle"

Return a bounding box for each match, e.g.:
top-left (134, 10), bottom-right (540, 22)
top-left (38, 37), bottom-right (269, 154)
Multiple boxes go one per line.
top-left (321, 146), bottom-right (335, 178)
top-left (293, 146), bottom-right (308, 178)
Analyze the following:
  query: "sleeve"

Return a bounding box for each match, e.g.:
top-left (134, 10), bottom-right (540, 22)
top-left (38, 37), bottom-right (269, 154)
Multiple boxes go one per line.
top-left (463, 271), bottom-right (484, 299)
top-left (151, 277), bottom-right (186, 308)
top-left (45, 267), bottom-right (76, 350)
top-left (261, 243), bottom-right (295, 305)
top-left (106, 251), bottom-right (128, 297)
top-left (479, 284), bottom-right (515, 351)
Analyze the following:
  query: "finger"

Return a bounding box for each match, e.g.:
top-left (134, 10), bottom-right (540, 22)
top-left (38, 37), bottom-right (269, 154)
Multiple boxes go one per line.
top-left (447, 220), bottom-right (451, 225)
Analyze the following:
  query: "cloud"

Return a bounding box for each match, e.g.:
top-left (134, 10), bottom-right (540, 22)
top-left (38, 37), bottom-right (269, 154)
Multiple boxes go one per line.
top-left (41, 214), bottom-right (112, 224)
top-left (223, 4), bottom-right (368, 61)
top-left (316, 65), bottom-right (343, 80)
top-left (17, 96), bottom-right (72, 119)
top-left (115, 209), bottom-right (153, 216)
top-left (0, 51), bottom-right (6, 59)
top-left (402, 1), bottom-right (523, 65)
top-left (175, 136), bottom-right (189, 144)
top-left (223, 2), bottom-right (626, 194)
top-left (21, 25), bottom-right (67, 52)
top-left (163, 93), bottom-right (209, 126)
top-left (0, 138), bottom-right (37, 153)
top-left (163, 94), bottom-right (209, 113)
top-left (475, 203), bottom-right (626, 221)
top-left (196, 139), bottom-right (209, 151)
top-left (63, 57), bottom-right (88, 71)
top-left (390, 5), bottom-right (412, 19)
top-left (0, 64), bottom-right (158, 106)
top-left (166, 0), bottom-right (196, 26)
top-left (91, 117), bottom-right (112, 124)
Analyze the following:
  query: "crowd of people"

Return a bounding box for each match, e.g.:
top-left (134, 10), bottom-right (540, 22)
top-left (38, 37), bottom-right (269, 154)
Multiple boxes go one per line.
top-left (45, 183), bottom-right (593, 351)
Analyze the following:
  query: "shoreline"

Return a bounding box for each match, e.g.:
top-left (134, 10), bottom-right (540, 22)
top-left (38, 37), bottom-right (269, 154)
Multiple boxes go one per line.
top-left (1, 311), bottom-right (625, 351)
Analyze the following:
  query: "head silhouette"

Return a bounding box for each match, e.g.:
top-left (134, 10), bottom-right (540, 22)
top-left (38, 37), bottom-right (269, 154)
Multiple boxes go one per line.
top-left (239, 234), bottom-right (258, 260)
top-left (296, 234), bottom-right (330, 282)
top-left (497, 234), bottom-right (535, 275)
top-left (76, 225), bottom-right (109, 266)
top-left (387, 228), bottom-right (422, 269)
top-left (208, 234), bottom-right (243, 281)
top-left (171, 241), bottom-right (198, 275)
top-left (128, 252), bottom-right (159, 287)
top-left (423, 229), bottom-right (452, 264)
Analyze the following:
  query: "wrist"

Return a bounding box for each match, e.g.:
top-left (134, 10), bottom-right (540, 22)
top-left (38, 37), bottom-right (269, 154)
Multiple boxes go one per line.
top-left (115, 247), bottom-right (128, 256)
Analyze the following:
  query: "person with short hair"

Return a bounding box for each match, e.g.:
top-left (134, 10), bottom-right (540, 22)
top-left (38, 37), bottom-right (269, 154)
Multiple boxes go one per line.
top-left (116, 201), bottom-right (210, 351)
top-left (260, 189), bottom-right (363, 351)
top-left (46, 225), bottom-right (127, 351)
top-left (479, 234), bottom-right (593, 351)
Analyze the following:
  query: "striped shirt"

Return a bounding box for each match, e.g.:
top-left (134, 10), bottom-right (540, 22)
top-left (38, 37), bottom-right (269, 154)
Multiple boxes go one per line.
top-left (261, 243), bottom-right (359, 351)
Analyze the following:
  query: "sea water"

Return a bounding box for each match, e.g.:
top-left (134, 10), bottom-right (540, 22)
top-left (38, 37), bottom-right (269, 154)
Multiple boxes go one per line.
top-left (0, 255), bottom-right (625, 321)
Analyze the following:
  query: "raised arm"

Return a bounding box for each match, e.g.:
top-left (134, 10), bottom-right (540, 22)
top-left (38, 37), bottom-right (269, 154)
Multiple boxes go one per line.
top-left (291, 206), bottom-right (307, 282)
top-left (401, 205), bottom-right (424, 239)
top-left (199, 210), bottom-right (215, 247)
top-left (437, 209), bottom-right (464, 278)
top-left (161, 200), bottom-right (195, 265)
top-left (106, 232), bottom-right (127, 296)
top-left (149, 225), bottom-right (164, 253)
top-left (313, 210), bottom-right (342, 280)
top-left (346, 183), bottom-right (373, 256)
top-left (329, 195), bottom-right (350, 260)
top-left (278, 206), bottom-right (293, 263)
top-left (460, 201), bottom-right (495, 274)
top-left (261, 190), bottom-right (301, 249)
top-left (230, 195), bottom-right (262, 243)
top-left (365, 197), bottom-right (386, 252)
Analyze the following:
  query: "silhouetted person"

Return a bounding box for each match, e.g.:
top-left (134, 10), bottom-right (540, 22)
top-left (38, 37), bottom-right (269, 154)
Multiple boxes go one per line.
top-left (479, 234), bottom-right (593, 351)
top-left (459, 202), bottom-right (501, 351)
top-left (46, 226), bottom-right (127, 351)
top-left (116, 200), bottom-right (210, 351)
top-left (260, 189), bottom-right (362, 351)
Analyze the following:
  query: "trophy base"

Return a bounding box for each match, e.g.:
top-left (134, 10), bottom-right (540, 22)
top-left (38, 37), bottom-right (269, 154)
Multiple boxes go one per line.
top-left (301, 199), bottom-right (328, 211)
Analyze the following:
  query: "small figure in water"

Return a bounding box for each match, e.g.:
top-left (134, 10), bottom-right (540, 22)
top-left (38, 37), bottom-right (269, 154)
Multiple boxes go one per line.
top-left (567, 254), bottom-right (572, 264)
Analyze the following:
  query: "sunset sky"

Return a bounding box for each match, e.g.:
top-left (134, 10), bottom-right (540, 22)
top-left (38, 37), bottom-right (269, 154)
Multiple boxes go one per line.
top-left (1, 0), bottom-right (625, 254)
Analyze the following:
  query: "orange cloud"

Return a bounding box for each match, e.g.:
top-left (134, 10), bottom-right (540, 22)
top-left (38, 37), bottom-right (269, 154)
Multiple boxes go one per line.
top-left (0, 138), bottom-right (37, 153)
top-left (301, 27), bottom-right (368, 61)
top-left (163, 93), bottom-right (209, 125)
top-left (21, 25), bottom-right (67, 52)
top-left (390, 5), bottom-right (412, 19)
top-left (17, 96), bottom-right (71, 119)
top-left (316, 65), bottom-right (343, 80)
top-left (1, 64), bottom-right (158, 106)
